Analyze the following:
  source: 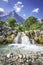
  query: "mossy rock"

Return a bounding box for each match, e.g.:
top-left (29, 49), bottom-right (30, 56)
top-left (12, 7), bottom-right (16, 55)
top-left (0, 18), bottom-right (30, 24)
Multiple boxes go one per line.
top-left (6, 34), bottom-right (15, 43)
top-left (34, 35), bottom-right (43, 44)
top-left (38, 35), bottom-right (43, 43)
top-left (25, 31), bottom-right (30, 36)
top-left (34, 37), bottom-right (39, 41)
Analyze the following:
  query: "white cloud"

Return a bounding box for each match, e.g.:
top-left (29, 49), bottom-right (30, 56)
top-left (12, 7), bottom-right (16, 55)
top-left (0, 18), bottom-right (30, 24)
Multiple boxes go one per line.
top-left (0, 8), bottom-right (4, 12)
top-left (23, 14), bottom-right (26, 17)
top-left (3, 0), bottom-right (8, 2)
top-left (17, 1), bottom-right (22, 4)
top-left (32, 8), bottom-right (39, 13)
top-left (14, 1), bottom-right (24, 12)
top-left (0, 8), bottom-right (5, 15)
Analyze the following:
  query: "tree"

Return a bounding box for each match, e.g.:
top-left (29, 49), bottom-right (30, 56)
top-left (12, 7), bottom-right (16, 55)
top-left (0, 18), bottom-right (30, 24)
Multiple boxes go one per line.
top-left (0, 20), bottom-right (5, 25)
top-left (24, 20), bottom-right (30, 30)
top-left (24, 16), bottom-right (38, 30)
top-left (15, 23), bottom-right (23, 31)
top-left (29, 22), bottom-right (40, 30)
top-left (27, 16), bottom-right (38, 23)
top-left (7, 18), bottom-right (16, 29)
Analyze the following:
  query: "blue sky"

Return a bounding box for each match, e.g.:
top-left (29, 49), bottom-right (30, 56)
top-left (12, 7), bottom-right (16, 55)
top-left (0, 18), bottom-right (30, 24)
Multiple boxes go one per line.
top-left (0, 0), bottom-right (43, 19)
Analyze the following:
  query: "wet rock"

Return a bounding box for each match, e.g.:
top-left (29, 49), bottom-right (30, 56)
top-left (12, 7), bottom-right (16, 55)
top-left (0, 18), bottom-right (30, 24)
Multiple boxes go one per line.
top-left (0, 52), bottom-right (43, 65)
top-left (18, 54), bottom-right (23, 59)
top-left (25, 30), bottom-right (43, 44)
top-left (0, 35), bottom-right (5, 43)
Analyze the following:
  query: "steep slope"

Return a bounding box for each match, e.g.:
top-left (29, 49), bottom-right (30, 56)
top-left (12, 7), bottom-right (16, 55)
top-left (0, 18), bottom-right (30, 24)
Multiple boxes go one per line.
top-left (0, 10), bottom-right (24, 23)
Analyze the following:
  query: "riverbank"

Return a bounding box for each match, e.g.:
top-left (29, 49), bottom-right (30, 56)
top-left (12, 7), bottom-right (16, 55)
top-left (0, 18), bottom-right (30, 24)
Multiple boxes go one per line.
top-left (0, 50), bottom-right (43, 65)
top-left (0, 30), bottom-right (18, 44)
top-left (0, 30), bottom-right (43, 65)
top-left (0, 30), bottom-right (43, 45)
top-left (25, 30), bottom-right (43, 44)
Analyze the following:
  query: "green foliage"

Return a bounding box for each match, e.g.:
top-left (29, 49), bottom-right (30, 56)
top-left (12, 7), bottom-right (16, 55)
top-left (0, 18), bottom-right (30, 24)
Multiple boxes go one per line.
top-left (0, 20), bottom-right (5, 25)
top-left (26, 16), bottom-right (38, 23)
top-left (24, 16), bottom-right (38, 31)
top-left (15, 23), bottom-right (23, 31)
top-left (24, 20), bottom-right (30, 30)
top-left (0, 16), bottom-right (43, 31)
top-left (40, 23), bottom-right (43, 30)
top-left (7, 18), bottom-right (16, 29)
top-left (29, 22), bottom-right (40, 30)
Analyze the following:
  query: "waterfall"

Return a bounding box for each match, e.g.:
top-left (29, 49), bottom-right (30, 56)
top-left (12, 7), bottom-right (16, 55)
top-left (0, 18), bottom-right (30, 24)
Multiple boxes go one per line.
top-left (13, 32), bottom-right (22, 43)
top-left (8, 32), bottom-right (43, 52)
top-left (21, 32), bottom-right (31, 44)
top-left (13, 32), bottom-right (31, 44)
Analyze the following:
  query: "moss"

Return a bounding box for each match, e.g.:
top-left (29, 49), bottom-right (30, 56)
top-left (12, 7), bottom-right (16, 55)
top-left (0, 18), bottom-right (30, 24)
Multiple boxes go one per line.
top-left (6, 34), bottom-right (16, 43)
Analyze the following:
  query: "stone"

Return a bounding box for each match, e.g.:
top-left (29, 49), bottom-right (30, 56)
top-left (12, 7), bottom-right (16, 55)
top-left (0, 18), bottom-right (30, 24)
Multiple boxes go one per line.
top-left (18, 54), bottom-right (23, 59)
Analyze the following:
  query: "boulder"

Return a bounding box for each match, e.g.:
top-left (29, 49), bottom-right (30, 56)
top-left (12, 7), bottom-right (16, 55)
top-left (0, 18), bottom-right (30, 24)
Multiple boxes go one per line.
top-left (0, 35), bottom-right (5, 43)
top-left (6, 34), bottom-right (15, 43)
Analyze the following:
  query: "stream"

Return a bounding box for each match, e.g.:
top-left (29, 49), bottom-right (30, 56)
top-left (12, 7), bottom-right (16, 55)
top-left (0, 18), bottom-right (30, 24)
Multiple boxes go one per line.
top-left (0, 32), bottom-right (43, 54)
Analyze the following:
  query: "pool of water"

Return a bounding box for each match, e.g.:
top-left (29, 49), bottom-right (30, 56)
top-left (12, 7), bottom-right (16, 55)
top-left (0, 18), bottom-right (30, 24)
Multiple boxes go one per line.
top-left (0, 32), bottom-right (43, 54)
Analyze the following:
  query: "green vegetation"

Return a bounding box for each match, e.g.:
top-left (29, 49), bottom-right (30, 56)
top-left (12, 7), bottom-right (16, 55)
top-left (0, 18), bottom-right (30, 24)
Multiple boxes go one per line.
top-left (0, 17), bottom-right (43, 44)
top-left (29, 22), bottom-right (40, 30)
top-left (0, 16), bottom-right (43, 31)
top-left (7, 18), bottom-right (16, 29)
top-left (23, 16), bottom-right (41, 30)
top-left (26, 16), bottom-right (38, 23)
top-left (0, 20), bottom-right (5, 25)
top-left (15, 23), bottom-right (23, 31)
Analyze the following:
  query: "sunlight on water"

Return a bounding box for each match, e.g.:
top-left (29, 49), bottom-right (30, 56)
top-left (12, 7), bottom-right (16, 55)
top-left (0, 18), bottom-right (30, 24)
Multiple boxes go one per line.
top-left (7, 32), bottom-right (43, 52)
top-left (0, 32), bottom-right (43, 53)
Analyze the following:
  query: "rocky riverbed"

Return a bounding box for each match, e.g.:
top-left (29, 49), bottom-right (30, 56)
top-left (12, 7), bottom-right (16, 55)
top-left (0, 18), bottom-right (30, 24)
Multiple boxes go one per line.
top-left (0, 51), bottom-right (43, 65)
top-left (0, 30), bottom-right (43, 65)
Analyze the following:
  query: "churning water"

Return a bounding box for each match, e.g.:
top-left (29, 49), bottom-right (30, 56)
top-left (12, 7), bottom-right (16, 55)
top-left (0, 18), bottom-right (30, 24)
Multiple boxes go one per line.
top-left (0, 32), bottom-right (43, 53)
top-left (0, 32), bottom-right (43, 52)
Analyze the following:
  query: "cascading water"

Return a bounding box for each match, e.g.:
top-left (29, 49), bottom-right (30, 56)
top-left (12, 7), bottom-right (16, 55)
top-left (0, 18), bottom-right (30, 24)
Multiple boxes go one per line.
top-left (12, 32), bottom-right (31, 44)
top-left (0, 32), bottom-right (43, 53)
top-left (21, 32), bottom-right (31, 44)
top-left (13, 32), bottom-right (22, 43)
top-left (8, 32), bottom-right (31, 47)
top-left (7, 32), bottom-right (43, 52)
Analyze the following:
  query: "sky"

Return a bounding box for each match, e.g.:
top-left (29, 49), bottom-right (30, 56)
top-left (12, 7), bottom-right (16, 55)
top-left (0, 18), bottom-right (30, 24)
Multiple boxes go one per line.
top-left (0, 0), bottom-right (43, 19)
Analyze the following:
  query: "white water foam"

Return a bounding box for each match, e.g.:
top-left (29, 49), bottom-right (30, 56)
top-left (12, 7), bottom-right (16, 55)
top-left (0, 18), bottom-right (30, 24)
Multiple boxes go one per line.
top-left (8, 32), bottom-right (43, 52)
